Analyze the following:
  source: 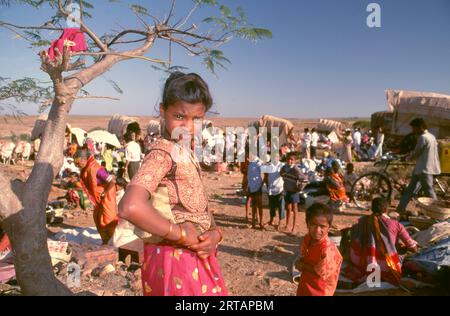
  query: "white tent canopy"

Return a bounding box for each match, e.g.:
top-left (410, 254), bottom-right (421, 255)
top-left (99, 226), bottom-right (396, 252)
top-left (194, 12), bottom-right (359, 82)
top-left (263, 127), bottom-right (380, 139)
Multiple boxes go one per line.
top-left (68, 127), bottom-right (86, 146)
top-left (87, 130), bottom-right (121, 148)
top-left (107, 114), bottom-right (140, 140)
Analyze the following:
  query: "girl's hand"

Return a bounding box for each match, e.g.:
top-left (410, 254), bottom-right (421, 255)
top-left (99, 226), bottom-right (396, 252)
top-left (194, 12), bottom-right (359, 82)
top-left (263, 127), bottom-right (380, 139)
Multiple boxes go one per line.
top-left (189, 229), bottom-right (221, 260)
top-left (176, 222), bottom-right (199, 248)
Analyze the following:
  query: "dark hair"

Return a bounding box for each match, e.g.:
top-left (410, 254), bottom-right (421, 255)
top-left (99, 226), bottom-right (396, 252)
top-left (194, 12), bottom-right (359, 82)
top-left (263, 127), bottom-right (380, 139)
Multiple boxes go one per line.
top-left (346, 162), bottom-right (354, 171)
top-left (311, 128), bottom-right (316, 133)
top-left (306, 203), bottom-right (333, 225)
top-left (410, 118), bottom-right (427, 129)
top-left (372, 197), bottom-right (388, 215)
top-left (304, 128), bottom-right (309, 133)
top-left (161, 72), bottom-right (213, 111)
top-left (74, 149), bottom-right (90, 159)
top-left (286, 151), bottom-right (298, 160)
top-left (116, 177), bottom-right (128, 189)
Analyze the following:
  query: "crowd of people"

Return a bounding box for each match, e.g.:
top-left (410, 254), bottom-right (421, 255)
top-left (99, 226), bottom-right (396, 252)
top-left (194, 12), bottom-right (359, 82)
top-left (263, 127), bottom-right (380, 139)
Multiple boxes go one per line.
top-left (0, 67), bottom-right (444, 297)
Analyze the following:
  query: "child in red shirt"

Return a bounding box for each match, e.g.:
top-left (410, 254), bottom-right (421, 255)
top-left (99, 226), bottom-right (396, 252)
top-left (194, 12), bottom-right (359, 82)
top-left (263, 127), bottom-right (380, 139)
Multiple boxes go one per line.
top-left (296, 203), bottom-right (342, 296)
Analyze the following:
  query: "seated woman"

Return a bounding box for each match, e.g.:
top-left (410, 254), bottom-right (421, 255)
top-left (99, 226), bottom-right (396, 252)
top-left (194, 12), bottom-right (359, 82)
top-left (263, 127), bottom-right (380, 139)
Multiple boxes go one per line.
top-left (345, 197), bottom-right (418, 285)
top-left (324, 161), bottom-right (349, 212)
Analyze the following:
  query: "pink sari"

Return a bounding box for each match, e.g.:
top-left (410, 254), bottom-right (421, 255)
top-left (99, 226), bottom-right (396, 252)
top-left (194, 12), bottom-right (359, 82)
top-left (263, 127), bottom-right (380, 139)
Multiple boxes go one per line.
top-left (131, 139), bottom-right (228, 296)
top-left (142, 244), bottom-right (227, 296)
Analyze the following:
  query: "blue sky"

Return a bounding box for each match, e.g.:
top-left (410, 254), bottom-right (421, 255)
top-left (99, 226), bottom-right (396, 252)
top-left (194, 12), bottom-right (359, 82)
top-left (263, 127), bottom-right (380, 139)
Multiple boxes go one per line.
top-left (0, 0), bottom-right (449, 118)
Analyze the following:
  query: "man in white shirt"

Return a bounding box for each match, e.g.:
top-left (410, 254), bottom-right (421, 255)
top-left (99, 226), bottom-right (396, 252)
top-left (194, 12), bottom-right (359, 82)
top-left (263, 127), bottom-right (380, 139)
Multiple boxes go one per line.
top-left (310, 128), bottom-right (319, 159)
top-left (263, 156), bottom-right (285, 228)
top-left (397, 118), bottom-right (441, 216)
top-left (125, 132), bottom-right (142, 180)
top-left (301, 128), bottom-right (312, 160)
top-left (353, 128), bottom-right (362, 153)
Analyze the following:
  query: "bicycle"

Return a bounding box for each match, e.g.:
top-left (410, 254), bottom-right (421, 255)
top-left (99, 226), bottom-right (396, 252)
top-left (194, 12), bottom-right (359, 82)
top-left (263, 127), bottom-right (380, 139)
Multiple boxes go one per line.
top-left (350, 153), bottom-right (449, 210)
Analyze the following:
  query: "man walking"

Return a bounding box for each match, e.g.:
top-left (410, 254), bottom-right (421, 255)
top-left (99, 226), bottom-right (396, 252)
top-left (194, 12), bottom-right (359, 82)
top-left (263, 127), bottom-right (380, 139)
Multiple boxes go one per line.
top-left (396, 118), bottom-right (441, 217)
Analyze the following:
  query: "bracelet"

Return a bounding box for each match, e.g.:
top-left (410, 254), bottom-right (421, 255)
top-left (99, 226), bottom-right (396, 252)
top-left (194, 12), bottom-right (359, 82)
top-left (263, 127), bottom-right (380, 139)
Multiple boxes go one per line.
top-left (176, 226), bottom-right (187, 245)
top-left (162, 222), bottom-right (174, 239)
top-left (210, 227), bottom-right (223, 244)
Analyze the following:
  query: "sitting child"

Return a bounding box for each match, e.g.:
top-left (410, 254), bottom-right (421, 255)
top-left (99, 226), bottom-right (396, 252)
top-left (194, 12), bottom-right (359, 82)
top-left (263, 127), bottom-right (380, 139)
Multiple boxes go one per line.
top-left (296, 203), bottom-right (343, 296)
top-left (325, 161), bottom-right (349, 212)
top-left (65, 172), bottom-right (83, 209)
top-left (63, 172), bottom-right (91, 210)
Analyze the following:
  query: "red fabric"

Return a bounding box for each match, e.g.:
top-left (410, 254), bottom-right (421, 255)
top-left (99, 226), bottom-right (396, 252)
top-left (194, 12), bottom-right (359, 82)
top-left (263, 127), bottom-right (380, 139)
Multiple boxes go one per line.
top-left (47, 28), bottom-right (87, 60)
top-left (0, 232), bottom-right (11, 253)
top-left (142, 244), bottom-right (228, 296)
top-left (296, 234), bottom-right (342, 296)
top-left (326, 171), bottom-right (349, 202)
top-left (345, 215), bottom-right (416, 285)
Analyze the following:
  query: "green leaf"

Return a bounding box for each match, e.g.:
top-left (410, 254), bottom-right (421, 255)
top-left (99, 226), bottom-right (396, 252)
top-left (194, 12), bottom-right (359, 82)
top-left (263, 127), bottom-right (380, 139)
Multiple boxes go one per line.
top-left (30, 39), bottom-right (52, 47)
top-left (194, 0), bottom-right (218, 6)
top-left (104, 77), bottom-right (123, 94)
top-left (219, 5), bottom-right (231, 18)
top-left (130, 4), bottom-right (150, 16)
top-left (235, 27), bottom-right (273, 42)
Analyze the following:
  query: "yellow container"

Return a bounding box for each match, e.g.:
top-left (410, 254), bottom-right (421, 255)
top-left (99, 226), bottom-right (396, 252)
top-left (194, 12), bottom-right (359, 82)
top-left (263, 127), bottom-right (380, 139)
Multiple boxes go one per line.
top-left (440, 140), bottom-right (450, 174)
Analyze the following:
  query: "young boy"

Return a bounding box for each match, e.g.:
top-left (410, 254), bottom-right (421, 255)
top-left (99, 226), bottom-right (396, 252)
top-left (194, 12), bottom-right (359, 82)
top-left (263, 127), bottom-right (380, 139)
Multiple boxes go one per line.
top-left (296, 203), bottom-right (343, 296)
top-left (344, 163), bottom-right (358, 198)
top-left (247, 155), bottom-right (264, 229)
top-left (264, 155), bottom-right (285, 229)
top-left (280, 152), bottom-right (304, 233)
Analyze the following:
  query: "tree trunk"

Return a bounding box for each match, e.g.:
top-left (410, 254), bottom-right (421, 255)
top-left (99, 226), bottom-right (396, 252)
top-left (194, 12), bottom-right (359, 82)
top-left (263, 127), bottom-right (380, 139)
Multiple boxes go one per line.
top-left (0, 33), bottom-right (156, 295)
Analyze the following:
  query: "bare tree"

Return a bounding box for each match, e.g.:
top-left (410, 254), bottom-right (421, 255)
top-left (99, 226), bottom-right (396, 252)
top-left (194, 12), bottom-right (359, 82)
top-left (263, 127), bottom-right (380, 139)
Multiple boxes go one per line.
top-left (0, 0), bottom-right (271, 295)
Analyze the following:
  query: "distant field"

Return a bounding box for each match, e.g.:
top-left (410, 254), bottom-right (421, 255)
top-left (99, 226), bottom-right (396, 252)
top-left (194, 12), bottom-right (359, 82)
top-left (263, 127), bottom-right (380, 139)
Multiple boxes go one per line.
top-left (0, 115), bottom-right (362, 140)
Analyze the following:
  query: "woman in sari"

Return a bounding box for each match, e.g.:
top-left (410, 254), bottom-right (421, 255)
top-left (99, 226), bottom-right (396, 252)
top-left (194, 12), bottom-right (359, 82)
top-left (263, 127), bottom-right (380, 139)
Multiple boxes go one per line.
top-left (119, 72), bottom-right (227, 296)
top-left (75, 150), bottom-right (118, 244)
top-left (325, 161), bottom-right (349, 212)
top-left (345, 197), bottom-right (418, 285)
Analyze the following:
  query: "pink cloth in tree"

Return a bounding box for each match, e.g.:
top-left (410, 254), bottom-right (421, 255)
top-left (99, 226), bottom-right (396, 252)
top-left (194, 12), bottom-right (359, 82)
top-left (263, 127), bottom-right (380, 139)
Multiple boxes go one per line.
top-left (47, 28), bottom-right (87, 60)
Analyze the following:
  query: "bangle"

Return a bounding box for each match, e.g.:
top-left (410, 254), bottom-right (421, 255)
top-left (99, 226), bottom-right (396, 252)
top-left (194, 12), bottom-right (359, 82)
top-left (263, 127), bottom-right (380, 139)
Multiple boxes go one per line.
top-left (162, 222), bottom-right (174, 239)
top-left (176, 226), bottom-right (187, 245)
top-left (211, 227), bottom-right (223, 244)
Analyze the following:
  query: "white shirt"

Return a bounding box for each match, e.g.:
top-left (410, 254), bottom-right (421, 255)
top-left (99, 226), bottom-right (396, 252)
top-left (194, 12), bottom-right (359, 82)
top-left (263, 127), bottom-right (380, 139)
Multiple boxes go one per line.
top-left (353, 131), bottom-right (361, 145)
top-left (302, 132), bottom-right (311, 148)
top-left (266, 162), bottom-right (285, 195)
top-left (125, 141), bottom-right (142, 162)
top-left (411, 130), bottom-right (441, 175)
top-left (311, 132), bottom-right (319, 147)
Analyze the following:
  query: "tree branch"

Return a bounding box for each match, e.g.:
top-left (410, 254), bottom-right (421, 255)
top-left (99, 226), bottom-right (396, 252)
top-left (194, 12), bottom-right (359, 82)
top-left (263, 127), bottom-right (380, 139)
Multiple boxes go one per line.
top-left (107, 29), bottom-right (149, 48)
top-left (75, 95), bottom-right (120, 101)
top-left (174, 2), bottom-right (199, 30)
top-left (73, 51), bottom-right (167, 64)
top-left (66, 29), bottom-right (159, 92)
top-left (164, 0), bottom-right (177, 25)
top-left (0, 21), bottom-right (64, 31)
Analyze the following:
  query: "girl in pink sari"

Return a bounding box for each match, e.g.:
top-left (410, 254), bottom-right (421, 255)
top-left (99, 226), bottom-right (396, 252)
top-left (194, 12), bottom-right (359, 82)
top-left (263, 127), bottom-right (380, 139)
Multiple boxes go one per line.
top-left (119, 72), bottom-right (227, 296)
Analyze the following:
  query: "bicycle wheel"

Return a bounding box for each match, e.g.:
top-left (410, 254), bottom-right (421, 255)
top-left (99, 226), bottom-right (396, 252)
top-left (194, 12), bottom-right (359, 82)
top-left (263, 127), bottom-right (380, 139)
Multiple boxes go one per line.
top-left (351, 172), bottom-right (392, 210)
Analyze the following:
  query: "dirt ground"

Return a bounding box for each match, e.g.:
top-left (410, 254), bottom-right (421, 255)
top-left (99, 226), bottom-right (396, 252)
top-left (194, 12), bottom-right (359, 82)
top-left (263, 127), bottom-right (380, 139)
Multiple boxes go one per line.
top-left (0, 116), bottom-right (443, 296)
